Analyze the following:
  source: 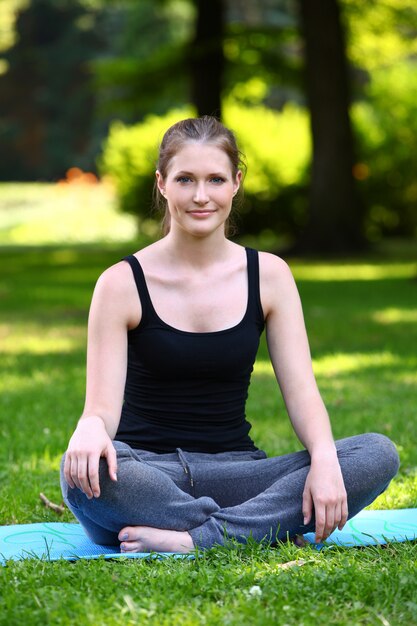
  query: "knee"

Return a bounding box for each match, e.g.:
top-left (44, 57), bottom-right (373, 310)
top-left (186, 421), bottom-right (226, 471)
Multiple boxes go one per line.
top-left (97, 451), bottom-right (150, 498)
top-left (361, 432), bottom-right (400, 479)
top-left (96, 456), bottom-right (123, 496)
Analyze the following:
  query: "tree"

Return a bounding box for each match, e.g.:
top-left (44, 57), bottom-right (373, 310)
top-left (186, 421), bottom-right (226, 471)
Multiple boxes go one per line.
top-left (296, 0), bottom-right (366, 252)
top-left (94, 0), bottom-right (226, 120)
top-left (0, 0), bottom-right (102, 180)
top-left (189, 0), bottom-right (225, 118)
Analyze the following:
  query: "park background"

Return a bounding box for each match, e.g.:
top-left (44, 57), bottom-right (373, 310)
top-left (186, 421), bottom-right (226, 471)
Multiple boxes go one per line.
top-left (0, 1), bottom-right (417, 625)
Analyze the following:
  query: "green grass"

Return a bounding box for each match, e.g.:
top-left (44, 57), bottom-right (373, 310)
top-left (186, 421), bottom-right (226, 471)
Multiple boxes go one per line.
top-left (1, 184), bottom-right (417, 625)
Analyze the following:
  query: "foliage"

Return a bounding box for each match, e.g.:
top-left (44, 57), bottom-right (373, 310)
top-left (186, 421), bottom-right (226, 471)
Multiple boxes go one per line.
top-left (353, 62), bottom-right (417, 240)
top-left (224, 9), bottom-right (302, 102)
top-left (0, 234), bottom-right (416, 624)
top-left (342, 0), bottom-right (417, 73)
top-left (99, 99), bottom-right (311, 240)
top-left (0, 0), bottom-right (102, 180)
top-left (225, 97), bottom-right (310, 236)
top-left (92, 0), bottom-right (194, 120)
top-left (92, 1), bottom-right (302, 121)
top-left (0, 0), bottom-right (28, 55)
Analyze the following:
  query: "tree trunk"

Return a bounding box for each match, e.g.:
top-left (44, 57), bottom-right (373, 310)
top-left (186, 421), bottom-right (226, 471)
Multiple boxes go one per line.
top-left (297, 0), bottom-right (366, 253)
top-left (190, 0), bottom-right (225, 119)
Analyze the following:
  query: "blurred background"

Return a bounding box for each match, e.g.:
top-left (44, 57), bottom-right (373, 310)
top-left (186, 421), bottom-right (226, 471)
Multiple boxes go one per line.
top-left (1, 0), bottom-right (416, 254)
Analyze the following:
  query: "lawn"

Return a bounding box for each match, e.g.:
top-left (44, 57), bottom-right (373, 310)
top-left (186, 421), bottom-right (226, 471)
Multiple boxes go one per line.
top-left (0, 184), bottom-right (417, 625)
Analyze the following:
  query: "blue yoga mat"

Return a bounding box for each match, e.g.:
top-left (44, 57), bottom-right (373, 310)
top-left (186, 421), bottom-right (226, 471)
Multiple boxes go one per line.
top-left (303, 508), bottom-right (417, 547)
top-left (0, 522), bottom-right (190, 564)
top-left (1, 509), bottom-right (416, 564)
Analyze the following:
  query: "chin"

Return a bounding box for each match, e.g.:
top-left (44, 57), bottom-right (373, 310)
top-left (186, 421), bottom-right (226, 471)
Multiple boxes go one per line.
top-left (176, 218), bottom-right (227, 237)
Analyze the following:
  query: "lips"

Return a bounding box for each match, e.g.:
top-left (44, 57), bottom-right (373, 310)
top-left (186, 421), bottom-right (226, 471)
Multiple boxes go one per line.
top-left (187, 210), bottom-right (215, 216)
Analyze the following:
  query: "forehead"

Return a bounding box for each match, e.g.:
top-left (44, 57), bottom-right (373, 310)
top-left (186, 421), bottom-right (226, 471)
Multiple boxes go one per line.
top-left (166, 142), bottom-right (233, 175)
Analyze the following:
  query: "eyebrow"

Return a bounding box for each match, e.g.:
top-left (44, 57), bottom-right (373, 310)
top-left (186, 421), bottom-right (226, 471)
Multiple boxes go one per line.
top-left (173, 170), bottom-right (229, 178)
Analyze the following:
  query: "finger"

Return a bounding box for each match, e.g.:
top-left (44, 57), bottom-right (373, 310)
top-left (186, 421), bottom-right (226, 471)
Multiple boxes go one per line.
top-left (87, 454), bottom-right (101, 499)
top-left (339, 497), bottom-right (349, 530)
top-left (302, 490), bottom-right (313, 526)
top-left (322, 506), bottom-right (335, 540)
top-left (64, 454), bottom-right (76, 489)
top-left (105, 444), bottom-right (118, 482)
top-left (314, 506), bottom-right (326, 543)
top-left (77, 457), bottom-right (94, 499)
top-left (332, 501), bottom-right (342, 533)
top-left (69, 456), bottom-right (82, 491)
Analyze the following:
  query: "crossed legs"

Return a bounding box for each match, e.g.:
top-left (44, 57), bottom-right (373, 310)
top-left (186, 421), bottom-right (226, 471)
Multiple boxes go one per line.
top-left (60, 433), bottom-right (399, 552)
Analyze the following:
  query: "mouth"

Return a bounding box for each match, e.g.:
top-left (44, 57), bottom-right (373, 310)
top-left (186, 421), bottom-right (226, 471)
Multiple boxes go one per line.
top-left (187, 210), bottom-right (216, 217)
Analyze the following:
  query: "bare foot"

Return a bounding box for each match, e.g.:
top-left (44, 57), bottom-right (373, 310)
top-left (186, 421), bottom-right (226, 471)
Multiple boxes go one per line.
top-left (118, 526), bottom-right (194, 554)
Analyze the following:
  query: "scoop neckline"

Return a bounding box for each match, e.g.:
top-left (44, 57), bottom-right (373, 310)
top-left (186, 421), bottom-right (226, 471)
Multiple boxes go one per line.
top-left (150, 303), bottom-right (249, 336)
top-left (132, 248), bottom-right (251, 336)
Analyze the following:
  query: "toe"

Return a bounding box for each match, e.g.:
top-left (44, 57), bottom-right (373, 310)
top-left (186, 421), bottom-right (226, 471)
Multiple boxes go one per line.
top-left (118, 526), bottom-right (137, 542)
top-left (120, 541), bottom-right (143, 553)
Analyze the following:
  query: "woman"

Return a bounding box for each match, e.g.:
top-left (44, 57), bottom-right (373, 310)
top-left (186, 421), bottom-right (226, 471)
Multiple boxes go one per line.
top-left (61, 116), bottom-right (399, 553)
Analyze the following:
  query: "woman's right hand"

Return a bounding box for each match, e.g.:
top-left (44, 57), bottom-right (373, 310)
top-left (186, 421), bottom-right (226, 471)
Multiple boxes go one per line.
top-left (63, 415), bottom-right (118, 499)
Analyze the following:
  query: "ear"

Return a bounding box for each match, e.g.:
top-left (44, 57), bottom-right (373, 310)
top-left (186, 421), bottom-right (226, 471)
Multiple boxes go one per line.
top-left (233, 170), bottom-right (242, 196)
top-left (155, 170), bottom-right (166, 197)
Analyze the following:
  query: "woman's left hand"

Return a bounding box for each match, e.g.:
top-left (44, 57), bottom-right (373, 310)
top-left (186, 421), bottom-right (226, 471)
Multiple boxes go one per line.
top-left (302, 457), bottom-right (348, 543)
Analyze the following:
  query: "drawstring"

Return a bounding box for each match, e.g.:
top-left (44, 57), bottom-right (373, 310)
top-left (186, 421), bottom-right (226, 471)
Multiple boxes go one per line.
top-left (176, 448), bottom-right (194, 489)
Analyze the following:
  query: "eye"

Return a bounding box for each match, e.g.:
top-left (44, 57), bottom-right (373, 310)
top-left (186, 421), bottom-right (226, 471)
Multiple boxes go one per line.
top-left (210, 176), bottom-right (226, 184)
top-left (175, 176), bottom-right (192, 184)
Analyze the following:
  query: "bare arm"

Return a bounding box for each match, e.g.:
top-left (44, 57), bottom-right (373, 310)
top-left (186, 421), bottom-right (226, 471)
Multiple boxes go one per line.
top-left (64, 261), bottom-right (140, 499)
top-left (260, 253), bottom-right (348, 542)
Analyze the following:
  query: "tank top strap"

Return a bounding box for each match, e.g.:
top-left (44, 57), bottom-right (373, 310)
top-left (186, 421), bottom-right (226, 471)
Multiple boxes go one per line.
top-left (123, 255), bottom-right (155, 326)
top-left (245, 247), bottom-right (265, 329)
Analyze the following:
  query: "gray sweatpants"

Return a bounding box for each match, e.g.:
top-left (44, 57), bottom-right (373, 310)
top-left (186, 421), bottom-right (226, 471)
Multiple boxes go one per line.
top-left (60, 433), bottom-right (399, 549)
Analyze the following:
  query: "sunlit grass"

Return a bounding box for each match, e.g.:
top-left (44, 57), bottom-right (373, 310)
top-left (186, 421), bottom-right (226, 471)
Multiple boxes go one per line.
top-left (291, 262), bottom-right (416, 281)
top-left (0, 181), bottom-right (138, 244)
top-left (372, 307), bottom-right (417, 324)
top-left (0, 323), bottom-right (85, 355)
top-left (257, 351), bottom-right (417, 378)
top-left (10, 449), bottom-right (64, 475)
top-left (369, 470), bottom-right (417, 510)
top-left (253, 359), bottom-right (274, 376)
top-left (312, 351), bottom-right (402, 376)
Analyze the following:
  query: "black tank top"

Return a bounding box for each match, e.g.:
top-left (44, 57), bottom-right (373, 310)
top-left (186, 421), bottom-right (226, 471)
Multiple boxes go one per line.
top-left (115, 247), bottom-right (265, 453)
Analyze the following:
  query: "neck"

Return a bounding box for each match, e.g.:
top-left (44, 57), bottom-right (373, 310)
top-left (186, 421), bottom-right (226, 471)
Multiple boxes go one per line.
top-left (162, 228), bottom-right (232, 268)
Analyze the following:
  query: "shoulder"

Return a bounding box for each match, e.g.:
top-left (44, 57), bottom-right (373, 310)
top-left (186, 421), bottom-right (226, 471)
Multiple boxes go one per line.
top-left (95, 240), bottom-right (161, 291)
top-left (258, 251), bottom-right (295, 286)
top-left (90, 259), bottom-right (141, 329)
top-left (94, 260), bottom-right (136, 299)
top-left (257, 251), bottom-right (299, 316)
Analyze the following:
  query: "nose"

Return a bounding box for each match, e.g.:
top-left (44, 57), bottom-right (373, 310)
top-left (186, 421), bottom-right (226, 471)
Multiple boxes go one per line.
top-left (193, 182), bottom-right (209, 205)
